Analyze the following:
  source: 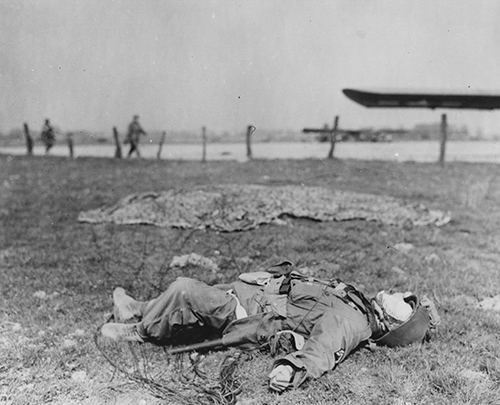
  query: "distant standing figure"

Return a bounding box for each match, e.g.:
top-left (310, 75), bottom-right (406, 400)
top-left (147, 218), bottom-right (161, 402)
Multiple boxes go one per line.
top-left (125, 115), bottom-right (147, 158)
top-left (41, 119), bottom-right (56, 154)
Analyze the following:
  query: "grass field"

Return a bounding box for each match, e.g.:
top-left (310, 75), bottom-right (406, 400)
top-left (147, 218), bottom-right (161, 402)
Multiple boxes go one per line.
top-left (1, 154), bottom-right (499, 405)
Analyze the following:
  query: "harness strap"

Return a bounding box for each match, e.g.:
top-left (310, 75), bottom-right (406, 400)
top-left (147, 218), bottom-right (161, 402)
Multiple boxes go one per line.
top-left (269, 266), bottom-right (386, 339)
top-left (330, 279), bottom-right (386, 339)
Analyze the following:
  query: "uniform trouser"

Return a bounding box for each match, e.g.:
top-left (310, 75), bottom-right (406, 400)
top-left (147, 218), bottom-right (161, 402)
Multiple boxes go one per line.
top-left (137, 277), bottom-right (237, 345)
top-left (127, 142), bottom-right (140, 157)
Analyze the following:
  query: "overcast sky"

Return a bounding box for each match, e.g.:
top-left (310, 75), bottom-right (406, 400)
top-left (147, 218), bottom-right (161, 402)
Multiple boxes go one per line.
top-left (2, 0), bottom-right (500, 135)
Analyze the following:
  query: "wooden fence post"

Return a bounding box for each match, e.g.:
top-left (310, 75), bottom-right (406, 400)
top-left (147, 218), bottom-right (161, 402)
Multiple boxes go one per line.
top-left (157, 131), bottom-right (166, 160)
top-left (202, 126), bottom-right (207, 163)
top-left (439, 113), bottom-right (447, 166)
top-left (327, 115), bottom-right (339, 159)
top-left (66, 132), bottom-right (74, 158)
top-left (246, 125), bottom-right (256, 159)
top-left (23, 122), bottom-right (33, 156)
top-left (113, 127), bottom-right (122, 159)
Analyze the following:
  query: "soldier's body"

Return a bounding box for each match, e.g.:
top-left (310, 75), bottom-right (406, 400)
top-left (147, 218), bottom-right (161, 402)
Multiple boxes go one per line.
top-left (101, 264), bottom-right (439, 392)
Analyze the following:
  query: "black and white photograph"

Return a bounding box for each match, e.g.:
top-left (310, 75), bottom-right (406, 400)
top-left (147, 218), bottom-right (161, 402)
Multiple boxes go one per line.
top-left (1, 1), bottom-right (499, 404)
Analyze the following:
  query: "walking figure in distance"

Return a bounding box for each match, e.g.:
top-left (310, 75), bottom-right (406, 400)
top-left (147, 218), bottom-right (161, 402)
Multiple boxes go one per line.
top-left (125, 115), bottom-right (147, 158)
top-left (41, 119), bottom-right (56, 154)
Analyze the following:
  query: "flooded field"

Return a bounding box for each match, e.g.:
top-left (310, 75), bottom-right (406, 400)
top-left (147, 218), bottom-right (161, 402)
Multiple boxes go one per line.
top-left (1, 140), bottom-right (500, 163)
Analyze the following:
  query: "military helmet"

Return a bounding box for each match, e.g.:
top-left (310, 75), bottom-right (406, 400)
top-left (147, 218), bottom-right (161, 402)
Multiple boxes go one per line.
top-left (374, 295), bottom-right (431, 348)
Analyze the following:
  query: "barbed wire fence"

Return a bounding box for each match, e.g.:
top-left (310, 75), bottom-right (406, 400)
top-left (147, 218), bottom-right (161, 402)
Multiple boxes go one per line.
top-left (94, 315), bottom-right (243, 404)
top-left (88, 221), bottom-right (252, 404)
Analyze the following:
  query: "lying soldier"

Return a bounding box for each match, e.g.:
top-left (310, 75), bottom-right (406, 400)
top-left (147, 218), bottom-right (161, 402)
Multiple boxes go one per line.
top-left (101, 261), bottom-right (440, 392)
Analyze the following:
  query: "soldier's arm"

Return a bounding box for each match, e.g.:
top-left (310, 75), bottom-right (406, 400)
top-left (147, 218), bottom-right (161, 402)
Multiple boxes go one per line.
top-left (271, 308), bottom-right (371, 387)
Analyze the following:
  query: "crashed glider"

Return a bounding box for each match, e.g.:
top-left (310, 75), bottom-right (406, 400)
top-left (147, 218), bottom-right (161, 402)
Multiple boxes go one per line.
top-left (343, 88), bottom-right (500, 110)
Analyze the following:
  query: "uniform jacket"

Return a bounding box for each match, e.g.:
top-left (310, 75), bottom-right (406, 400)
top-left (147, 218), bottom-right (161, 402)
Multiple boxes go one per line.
top-left (227, 273), bottom-right (372, 383)
top-left (126, 121), bottom-right (146, 144)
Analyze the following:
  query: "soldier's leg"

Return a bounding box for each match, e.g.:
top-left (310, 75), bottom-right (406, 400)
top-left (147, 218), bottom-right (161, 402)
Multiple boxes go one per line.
top-left (137, 277), bottom-right (237, 345)
top-left (112, 287), bottom-right (146, 322)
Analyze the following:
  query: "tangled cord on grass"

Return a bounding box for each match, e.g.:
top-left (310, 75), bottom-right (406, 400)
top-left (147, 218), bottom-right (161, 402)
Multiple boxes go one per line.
top-left (94, 317), bottom-right (242, 405)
